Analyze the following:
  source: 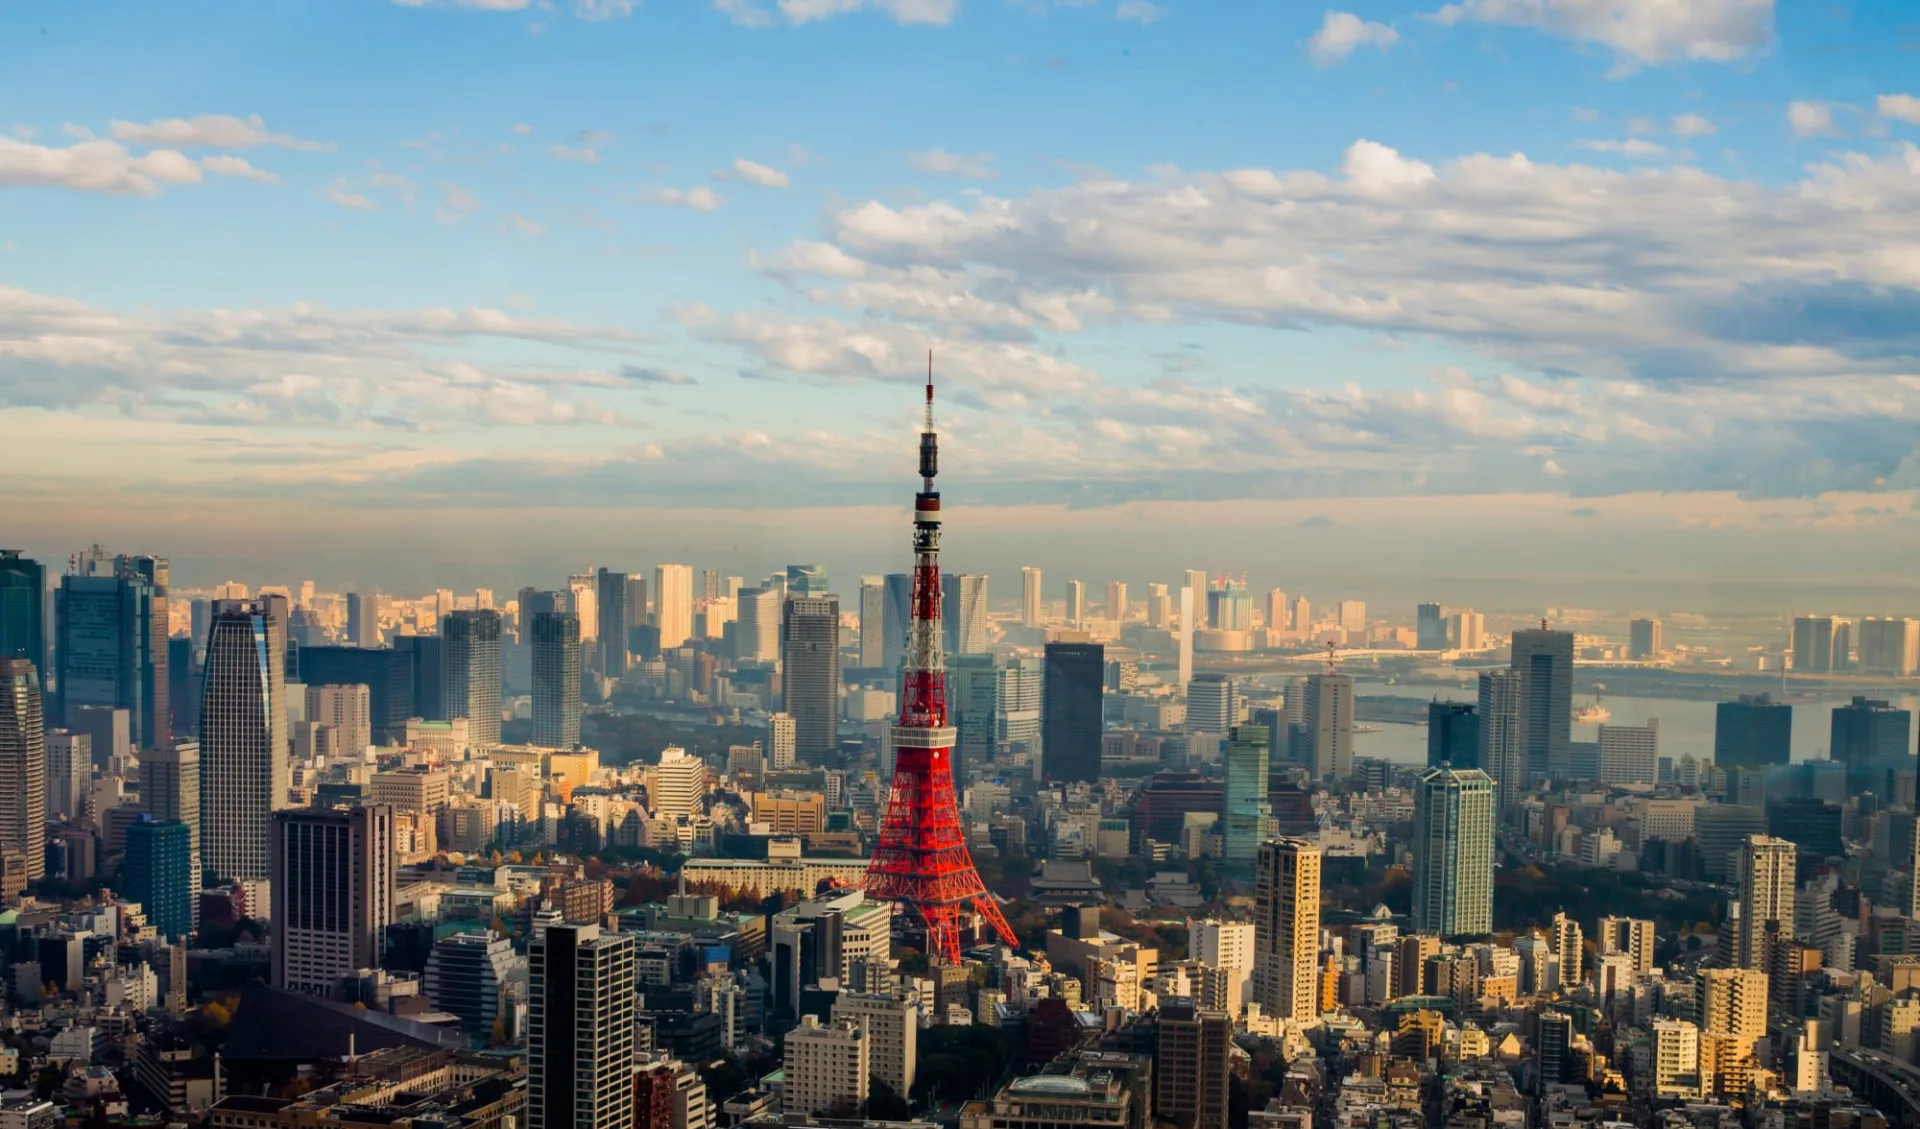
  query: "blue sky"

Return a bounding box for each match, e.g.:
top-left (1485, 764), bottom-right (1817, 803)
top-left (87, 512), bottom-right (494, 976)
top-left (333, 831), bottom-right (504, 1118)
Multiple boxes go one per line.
top-left (5, 0), bottom-right (1920, 594)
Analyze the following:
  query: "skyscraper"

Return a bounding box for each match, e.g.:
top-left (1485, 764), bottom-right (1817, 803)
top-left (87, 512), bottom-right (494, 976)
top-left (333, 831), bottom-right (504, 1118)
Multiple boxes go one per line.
top-left (124, 818), bottom-right (192, 940)
top-left (736, 587), bottom-right (781, 664)
top-left (200, 600), bottom-right (290, 883)
top-left (1411, 765), bottom-right (1496, 937)
top-left (1598, 720), bottom-right (1659, 785)
top-left (655, 564), bottom-right (694, 650)
top-left (1265, 588), bottom-right (1289, 634)
top-left (56, 555), bottom-right (168, 749)
top-left (950, 655), bottom-right (1042, 774)
top-left (1253, 837), bottom-right (1321, 1023)
top-left (881, 573), bottom-right (913, 674)
top-left (1105, 580), bottom-right (1128, 624)
top-left (1065, 580), bottom-right (1085, 626)
top-left (141, 739), bottom-right (201, 926)
top-left (781, 596), bottom-right (840, 763)
top-left (1337, 599), bottom-right (1367, 636)
top-left (297, 645), bottom-right (416, 744)
top-left (1021, 567), bottom-right (1043, 628)
top-left (1791, 615), bottom-right (1848, 674)
top-left (1186, 672), bottom-right (1238, 737)
top-left (1477, 668), bottom-right (1525, 812)
top-left (1415, 602), bottom-right (1446, 651)
top-left (0, 551), bottom-right (45, 676)
top-left (1042, 642), bottom-right (1103, 783)
top-left (1629, 617), bottom-right (1663, 660)
top-left (1183, 570), bottom-right (1209, 628)
top-left (1427, 701), bottom-right (1479, 769)
top-left (1510, 625), bottom-right (1573, 783)
top-left (1714, 694), bottom-right (1791, 770)
top-left (1858, 617), bottom-right (1920, 676)
top-left (768, 712), bottom-right (797, 771)
top-left (442, 609), bottom-right (503, 747)
top-left (532, 609), bottom-right (582, 749)
top-left (529, 921), bottom-right (638, 1129)
top-left (1736, 834), bottom-right (1796, 970)
top-left (1830, 696), bottom-right (1914, 795)
top-left (271, 803), bottom-right (396, 997)
top-left (1154, 1000), bottom-right (1231, 1129)
top-left (595, 569), bottom-right (630, 676)
top-left (45, 730), bottom-right (89, 821)
top-left (858, 577), bottom-right (887, 669)
top-left (1147, 583), bottom-right (1171, 630)
top-left (345, 592), bottom-right (383, 649)
top-left (566, 574), bottom-right (597, 643)
top-left (0, 659), bottom-right (46, 880)
top-left (1222, 725), bottom-right (1270, 866)
top-left (1208, 579), bottom-right (1253, 632)
top-left (1298, 672), bottom-right (1354, 781)
top-left (941, 573), bottom-right (989, 656)
top-left (786, 563), bottom-right (829, 597)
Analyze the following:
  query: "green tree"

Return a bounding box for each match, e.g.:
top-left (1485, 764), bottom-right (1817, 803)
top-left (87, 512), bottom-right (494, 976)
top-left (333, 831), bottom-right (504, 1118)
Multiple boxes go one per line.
top-left (867, 1076), bottom-right (912, 1120)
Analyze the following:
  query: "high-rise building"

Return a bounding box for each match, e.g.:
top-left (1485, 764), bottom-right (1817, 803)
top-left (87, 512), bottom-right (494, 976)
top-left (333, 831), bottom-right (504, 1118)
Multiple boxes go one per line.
top-left (1830, 696), bottom-right (1913, 766)
top-left (1510, 626), bottom-right (1573, 782)
top-left (858, 578), bottom-right (887, 670)
top-left (56, 554), bottom-right (169, 749)
top-left (1629, 617), bottom-right (1663, 660)
top-left (1447, 609), bottom-right (1486, 651)
top-left (1597, 916), bottom-right (1657, 976)
top-left (950, 655), bottom-right (1042, 775)
top-left (345, 592), bottom-right (383, 649)
top-left (941, 574), bottom-right (989, 656)
top-left (1536, 1011), bottom-right (1572, 1093)
top-left (200, 601), bottom-right (289, 883)
top-left (1265, 588), bottom-right (1289, 634)
top-left (1411, 765), bottom-right (1496, 938)
top-left (1154, 1000), bottom-right (1230, 1129)
top-left (529, 920), bottom-right (637, 1129)
top-left (0, 659), bottom-right (46, 880)
top-left (271, 803), bottom-right (396, 998)
top-left (1189, 919), bottom-right (1256, 1014)
top-left (1426, 702), bottom-right (1479, 769)
top-left (786, 564), bottom-right (829, 597)
top-left (0, 551), bottom-right (45, 677)
top-left (1208, 579), bottom-right (1253, 633)
top-left (1551, 912), bottom-right (1583, 986)
top-left (141, 739), bottom-right (201, 925)
top-left (831, 993), bottom-right (919, 1097)
top-left (651, 747), bottom-right (708, 820)
top-left (736, 587), bottom-right (780, 664)
top-left (1222, 725), bottom-right (1270, 867)
top-left (1186, 673), bottom-right (1237, 737)
top-left (1177, 586), bottom-right (1195, 689)
top-left (1042, 642), bottom-right (1103, 783)
top-left (1183, 570), bottom-right (1210, 628)
top-left (1714, 694), bottom-right (1791, 770)
top-left (442, 609), bottom-right (503, 748)
top-left (168, 635), bottom-right (199, 741)
top-left (878, 573), bottom-right (915, 676)
top-left (1017, 567), bottom-right (1043, 629)
top-left (532, 610), bottom-right (582, 749)
top-left (768, 712), bottom-right (797, 771)
top-left (1298, 672), bottom-right (1353, 781)
top-left (1105, 580), bottom-right (1128, 624)
top-left (784, 1015), bottom-right (869, 1117)
top-left (1858, 617), bottom-right (1920, 676)
top-left (1065, 580), bottom-right (1085, 626)
top-left (595, 569), bottom-right (630, 676)
top-left (782, 596), bottom-right (840, 763)
top-left (1291, 596), bottom-right (1311, 641)
top-left (297, 645), bottom-right (415, 744)
top-left (1699, 967), bottom-right (1769, 1059)
top-left (1736, 835), bottom-right (1797, 970)
top-left (124, 817), bottom-right (193, 940)
top-left (1416, 603), bottom-right (1446, 651)
top-left (425, 930), bottom-right (515, 1035)
top-left (1253, 837), bottom-right (1320, 1023)
top-left (1147, 582), bottom-right (1171, 630)
top-left (655, 564), bottom-right (694, 651)
top-left (1598, 720), bottom-right (1659, 785)
top-left (45, 729), bottom-right (89, 821)
top-left (306, 683), bottom-right (372, 755)
top-left (1336, 599), bottom-right (1366, 636)
top-left (1477, 669), bottom-right (1525, 812)
top-left (1791, 615), bottom-right (1849, 674)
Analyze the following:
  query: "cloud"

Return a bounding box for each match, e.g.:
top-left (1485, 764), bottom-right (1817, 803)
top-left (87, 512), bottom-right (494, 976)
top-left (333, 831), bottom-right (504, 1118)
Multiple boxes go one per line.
top-left (1299, 515), bottom-right (1336, 527)
top-left (1308, 11), bottom-right (1399, 66)
top-left (1877, 94), bottom-right (1920, 126)
top-left (1571, 106), bottom-right (1601, 122)
top-left (1670, 112), bottom-right (1717, 137)
top-left (507, 213), bottom-right (546, 236)
top-left (390, 0), bottom-right (535, 9)
top-left (1567, 506), bottom-right (1601, 517)
top-left (1788, 100), bottom-right (1841, 139)
top-left (1115, 0), bottom-right (1159, 23)
top-left (547, 144), bottom-right (601, 163)
top-left (326, 182), bottom-right (378, 210)
top-left (907, 148), bottom-right (996, 179)
top-left (199, 154), bottom-right (279, 183)
top-left (511, 123), bottom-right (535, 136)
top-left (1431, 0), bottom-right (1774, 67)
top-left (436, 182), bottom-right (481, 222)
top-left (730, 158), bottom-right (791, 188)
top-left (620, 365), bottom-right (698, 385)
top-left (575, 0), bottom-right (639, 17)
top-left (1574, 137), bottom-right (1668, 157)
top-left (107, 113), bottom-right (331, 152)
top-left (718, 0), bottom-right (959, 26)
top-left (645, 186), bottom-right (724, 211)
top-left (0, 136), bottom-right (203, 196)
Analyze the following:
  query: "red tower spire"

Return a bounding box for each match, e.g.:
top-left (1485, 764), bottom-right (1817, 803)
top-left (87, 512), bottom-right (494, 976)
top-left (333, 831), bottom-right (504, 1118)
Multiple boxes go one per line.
top-left (865, 359), bottom-right (1020, 964)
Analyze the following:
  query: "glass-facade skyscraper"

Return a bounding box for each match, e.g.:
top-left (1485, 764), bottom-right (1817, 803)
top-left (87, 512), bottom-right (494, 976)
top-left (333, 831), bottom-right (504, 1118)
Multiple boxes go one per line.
top-left (1411, 764), bottom-right (1496, 938)
top-left (1222, 724), bottom-right (1271, 867)
top-left (1714, 693), bottom-right (1792, 770)
top-left (0, 551), bottom-right (45, 677)
top-left (781, 596), bottom-right (840, 763)
top-left (199, 599), bottom-right (290, 883)
top-left (442, 610), bottom-right (503, 747)
top-left (1427, 701), bottom-right (1480, 768)
top-left (124, 818), bottom-right (193, 940)
top-left (56, 553), bottom-right (169, 750)
top-left (531, 609), bottom-right (582, 749)
top-left (1510, 626), bottom-right (1573, 783)
top-left (1042, 641), bottom-right (1103, 783)
top-left (0, 658), bottom-right (47, 881)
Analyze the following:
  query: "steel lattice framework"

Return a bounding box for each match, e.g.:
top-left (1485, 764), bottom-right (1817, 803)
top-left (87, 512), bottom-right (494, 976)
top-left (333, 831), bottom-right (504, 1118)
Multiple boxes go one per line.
top-left (864, 363), bottom-right (1020, 965)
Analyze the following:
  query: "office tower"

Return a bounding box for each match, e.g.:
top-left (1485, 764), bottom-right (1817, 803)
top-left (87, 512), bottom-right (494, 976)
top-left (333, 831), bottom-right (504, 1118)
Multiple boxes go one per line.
top-left (0, 660), bottom-right (46, 880)
top-left (950, 655), bottom-right (1042, 772)
top-left (831, 993), bottom-right (919, 1097)
top-left (46, 729), bottom-right (89, 821)
top-left (1190, 919), bottom-right (1256, 1014)
top-left (0, 551), bottom-right (45, 676)
top-left (1265, 588), bottom-right (1289, 634)
top-left (298, 644), bottom-right (416, 744)
top-left (1426, 702), bottom-right (1478, 769)
top-left (1737, 835), bottom-right (1796, 970)
top-left (1337, 599), bottom-right (1366, 636)
top-left (735, 587), bottom-right (780, 665)
top-left (442, 609), bottom-right (503, 747)
top-left (270, 802), bottom-right (395, 997)
top-left (122, 817), bottom-right (192, 939)
top-left (879, 573), bottom-right (913, 675)
top-left (200, 601), bottom-right (290, 883)
top-left (1714, 694), bottom-right (1791, 770)
top-left (56, 554), bottom-right (169, 749)
top-left (1830, 696), bottom-right (1913, 766)
top-left (1206, 579), bottom-right (1252, 633)
top-left (1593, 720), bottom-right (1658, 785)
top-left (1536, 1011), bottom-right (1572, 1093)
top-left (654, 564), bottom-right (694, 650)
top-left (1416, 603), bottom-right (1445, 651)
top-left (529, 920), bottom-right (637, 1129)
top-left (1065, 580), bottom-right (1085, 626)
top-left (1791, 615), bottom-right (1848, 674)
top-left (1183, 570), bottom-right (1209, 627)
top-left (1510, 625), bottom-right (1573, 783)
top-left (1105, 580), bottom-right (1127, 624)
top-left (858, 578), bottom-right (887, 669)
top-left (1598, 916), bottom-right (1657, 976)
top-left (782, 596), bottom-right (840, 763)
top-left (307, 683), bottom-right (372, 755)
top-left (1187, 672), bottom-right (1238, 736)
top-left (1858, 617), bottom-right (1920, 676)
top-left (141, 739), bottom-right (201, 925)
top-left (1290, 596), bottom-right (1311, 639)
top-left (1021, 567), bottom-right (1043, 628)
top-left (1700, 967), bottom-right (1768, 1058)
top-left (768, 712), bottom-right (797, 771)
top-left (651, 747), bottom-right (708, 819)
top-left (118, 554), bottom-right (171, 747)
top-left (595, 569), bottom-right (630, 676)
top-left (1446, 610), bottom-right (1486, 651)
top-left (345, 592), bottom-right (383, 649)
top-left (1147, 583), bottom-right (1171, 630)
top-left (1177, 586), bottom-right (1195, 689)
top-left (424, 930), bottom-right (515, 1035)
top-left (1253, 837), bottom-right (1321, 1023)
top-left (1298, 672), bottom-right (1354, 781)
top-left (1042, 642), bottom-right (1103, 783)
top-left (1222, 725), bottom-right (1270, 866)
top-left (1411, 765), bottom-right (1496, 937)
top-left (1629, 617), bottom-right (1663, 660)
top-left (785, 1015), bottom-right (869, 1117)
top-left (564, 574), bottom-right (596, 644)
top-left (941, 573), bottom-right (989, 656)
top-left (1475, 669), bottom-right (1525, 813)
top-left (1154, 1000), bottom-right (1230, 1129)
top-left (532, 610), bottom-right (582, 749)
top-left (786, 564), bottom-right (829, 597)
top-left (167, 635), bottom-right (199, 740)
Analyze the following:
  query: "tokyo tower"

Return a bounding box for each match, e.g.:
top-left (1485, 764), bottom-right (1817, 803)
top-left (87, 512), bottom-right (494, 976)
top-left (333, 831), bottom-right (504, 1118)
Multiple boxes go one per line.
top-left (864, 360), bottom-right (1021, 965)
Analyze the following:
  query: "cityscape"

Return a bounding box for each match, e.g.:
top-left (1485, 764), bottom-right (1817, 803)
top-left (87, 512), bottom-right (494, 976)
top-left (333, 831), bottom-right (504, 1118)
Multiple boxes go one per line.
top-left (6, 2), bottom-right (1920, 1129)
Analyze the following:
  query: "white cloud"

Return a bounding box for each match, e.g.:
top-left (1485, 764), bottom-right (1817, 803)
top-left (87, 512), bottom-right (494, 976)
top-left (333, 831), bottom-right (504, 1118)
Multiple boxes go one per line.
top-left (327, 182), bottom-right (378, 211)
top-left (575, 0), bottom-right (639, 17)
top-left (1308, 11), bottom-right (1399, 66)
top-left (547, 143), bottom-right (601, 163)
top-left (200, 155), bottom-right (279, 183)
top-left (436, 182), bottom-right (481, 222)
top-left (108, 113), bottom-right (330, 151)
top-left (511, 123), bottom-right (535, 136)
top-left (716, 0), bottom-right (958, 26)
top-left (1574, 137), bottom-right (1668, 157)
top-left (1341, 138), bottom-right (1435, 192)
top-left (1432, 0), bottom-right (1774, 66)
top-left (1877, 94), bottom-right (1920, 126)
top-left (1115, 0), bottom-right (1160, 23)
top-left (1670, 112), bottom-right (1717, 137)
top-left (908, 148), bottom-right (996, 179)
top-left (507, 213), bottom-right (546, 236)
top-left (390, 0), bottom-right (534, 9)
top-left (731, 158), bottom-right (791, 188)
top-left (1570, 106), bottom-right (1600, 122)
top-left (0, 136), bottom-right (203, 196)
top-left (645, 186), bottom-right (724, 211)
top-left (1788, 100), bottom-right (1841, 139)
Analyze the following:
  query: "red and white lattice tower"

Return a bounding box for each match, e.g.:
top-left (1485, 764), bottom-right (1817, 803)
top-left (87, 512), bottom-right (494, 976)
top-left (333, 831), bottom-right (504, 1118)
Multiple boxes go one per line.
top-left (864, 360), bottom-right (1020, 964)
